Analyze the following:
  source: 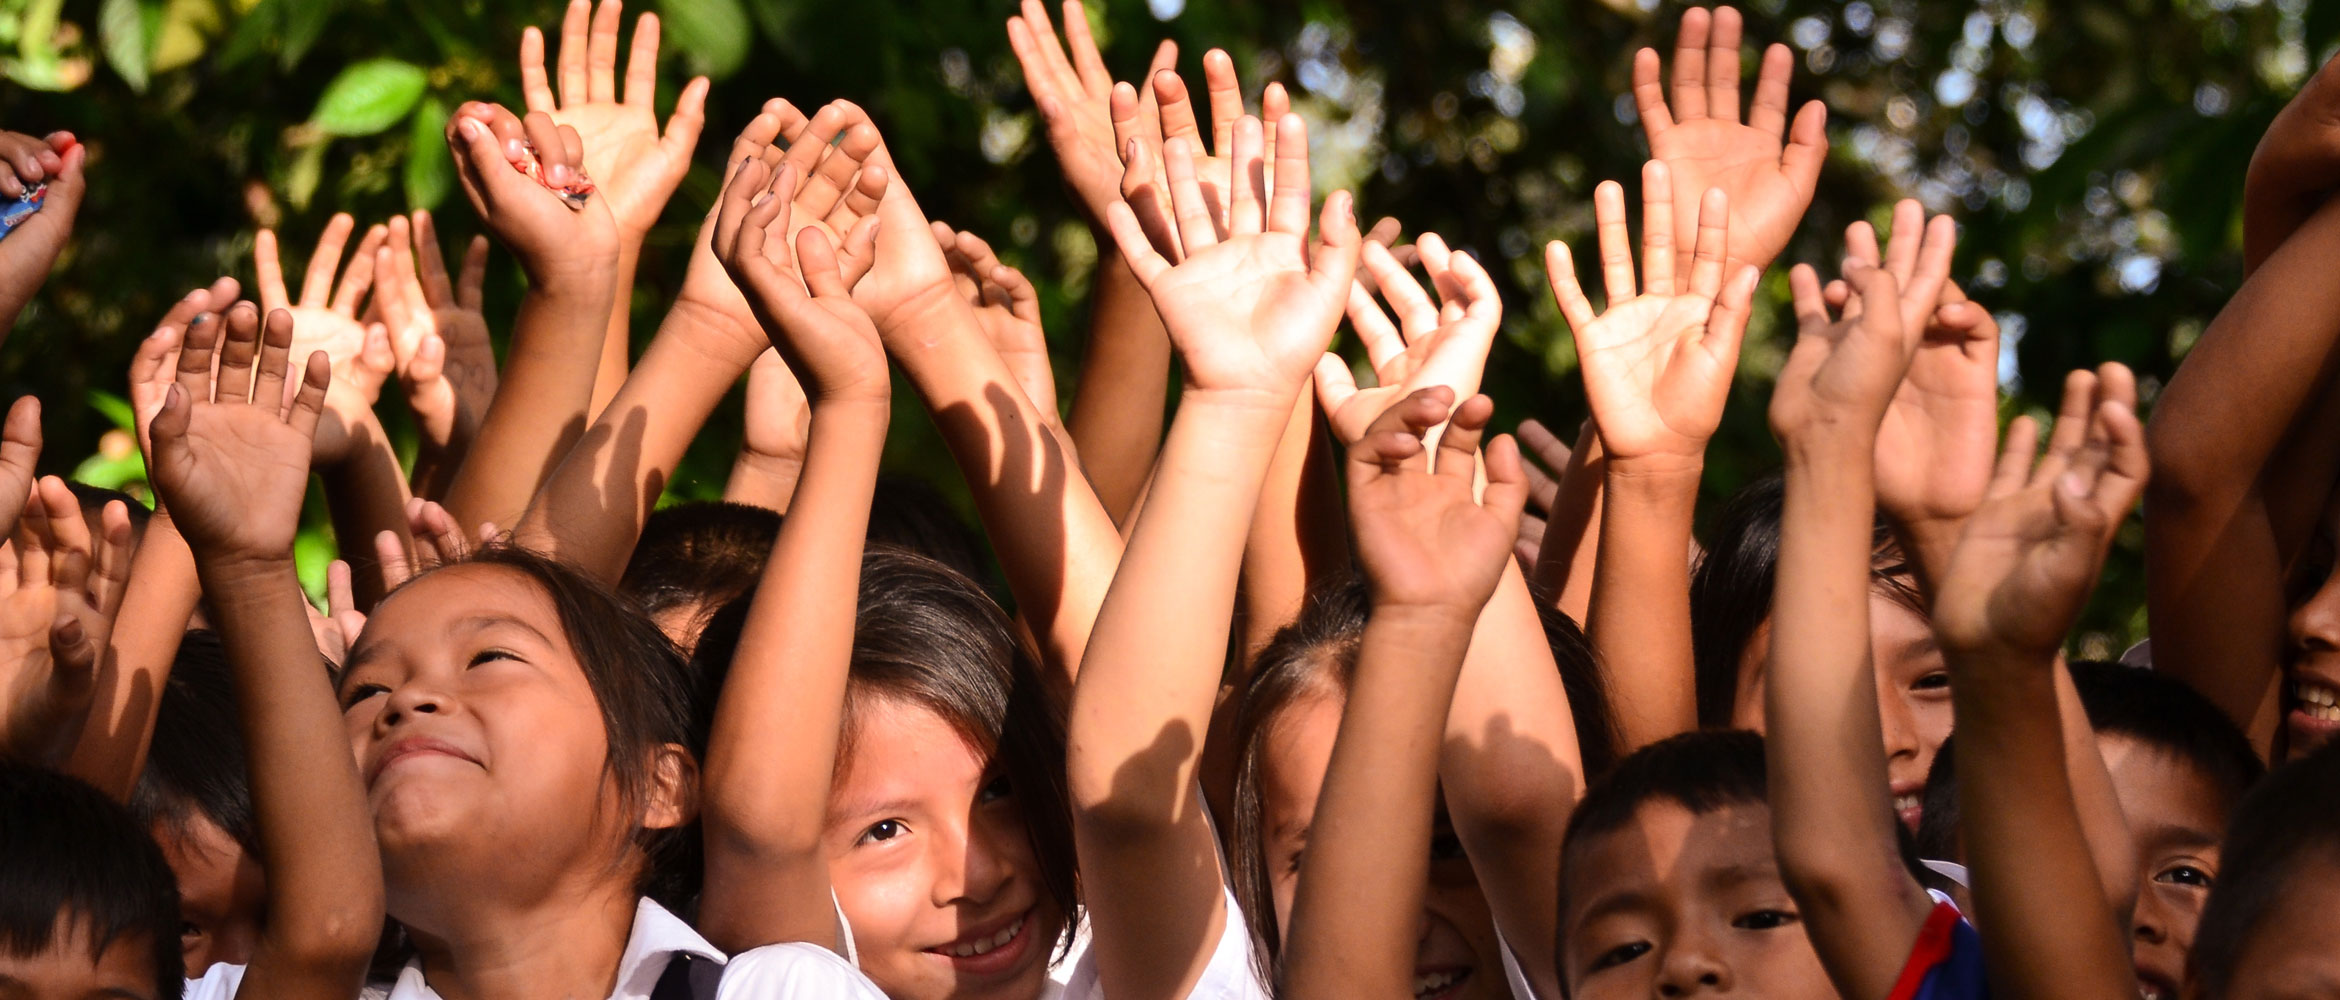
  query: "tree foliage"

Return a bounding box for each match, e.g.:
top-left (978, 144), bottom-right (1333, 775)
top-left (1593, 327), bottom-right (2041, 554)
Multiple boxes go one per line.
top-left (0, 0), bottom-right (2322, 647)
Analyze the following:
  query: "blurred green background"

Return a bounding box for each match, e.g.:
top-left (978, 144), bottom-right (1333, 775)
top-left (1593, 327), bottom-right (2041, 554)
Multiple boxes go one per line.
top-left (0, 0), bottom-right (2325, 651)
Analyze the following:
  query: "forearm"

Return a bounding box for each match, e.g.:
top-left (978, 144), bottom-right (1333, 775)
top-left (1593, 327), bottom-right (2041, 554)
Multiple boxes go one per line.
top-left (1240, 392), bottom-right (1347, 657)
top-left (1283, 609), bottom-right (1476, 1000)
top-left (1533, 422), bottom-right (1604, 624)
top-left (1771, 439), bottom-right (1929, 999)
top-left (588, 244), bottom-right (640, 420)
top-left (701, 401), bottom-right (887, 954)
top-left (443, 273), bottom-right (617, 531)
top-left (65, 512), bottom-right (200, 800)
top-left (1586, 461), bottom-right (1701, 750)
top-left (1067, 253), bottom-right (1171, 526)
top-left (201, 557), bottom-right (382, 979)
top-left (1953, 653), bottom-right (2136, 1000)
top-left (886, 302), bottom-right (1122, 696)
top-left (409, 439), bottom-right (461, 504)
top-left (321, 423), bottom-right (415, 610)
top-left (1441, 561), bottom-right (1578, 1000)
top-left (724, 450), bottom-right (805, 514)
top-left (513, 297), bottom-right (766, 582)
top-left (1069, 392), bottom-right (1290, 999)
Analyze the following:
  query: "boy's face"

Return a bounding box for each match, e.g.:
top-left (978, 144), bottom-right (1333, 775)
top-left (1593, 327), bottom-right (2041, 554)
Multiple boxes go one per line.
top-left (1561, 800), bottom-right (1839, 999)
top-left (2210, 853), bottom-right (2340, 1000)
top-left (0, 920), bottom-right (162, 1000)
top-left (2100, 735), bottom-right (2228, 1000)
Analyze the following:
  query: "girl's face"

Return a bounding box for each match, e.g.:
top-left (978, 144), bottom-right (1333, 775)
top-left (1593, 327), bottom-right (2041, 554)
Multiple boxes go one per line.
top-left (2206, 853), bottom-right (2340, 1000)
top-left (153, 813), bottom-right (264, 975)
top-left (337, 565), bottom-right (640, 921)
top-left (825, 695), bottom-right (1064, 1000)
top-left (1259, 693), bottom-right (1510, 1000)
top-left (1731, 589), bottom-right (1953, 829)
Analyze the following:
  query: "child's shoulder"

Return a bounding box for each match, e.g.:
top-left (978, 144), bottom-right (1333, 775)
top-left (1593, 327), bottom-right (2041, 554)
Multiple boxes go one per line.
top-left (717, 943), bottom-right (891, 999)
top-left (1887, 900), bottom-right (1990, 1000)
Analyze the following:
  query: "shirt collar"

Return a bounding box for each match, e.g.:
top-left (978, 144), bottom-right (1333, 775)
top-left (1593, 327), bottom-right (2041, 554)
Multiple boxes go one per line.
top-left (384, 898), bottom-right (727, 1000)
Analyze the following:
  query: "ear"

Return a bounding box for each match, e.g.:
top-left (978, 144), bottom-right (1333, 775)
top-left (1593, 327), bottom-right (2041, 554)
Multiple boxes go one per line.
top-left (640, 742), bottom-right (700, 831)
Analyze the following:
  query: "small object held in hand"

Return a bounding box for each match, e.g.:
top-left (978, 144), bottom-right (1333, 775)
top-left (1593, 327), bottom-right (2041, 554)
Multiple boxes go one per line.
top-left (511, 140), bottom-right (594, 210)
top-left (0, 184), bottom-right (47, 240)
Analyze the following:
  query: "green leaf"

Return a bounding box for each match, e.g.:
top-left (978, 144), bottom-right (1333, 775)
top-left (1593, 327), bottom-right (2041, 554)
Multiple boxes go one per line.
top-left (659, 0), bottom-right (751, 80)
top-left (310, 58), bottom-right (427, 137)
top-left (284, 139), bottom-right (326, 210)
top-left (98, 0), bottom-right (155, 91)
top-left (279, 0), bottom-right (335, 70)
top-left (403, 96), bottom-right (451, 210)
top-left (87, 389), bottom-right (134, 432)
top-left (70, 448), bottom-right (145, 491)
top-left (216, 0), bottom-right (275, 70)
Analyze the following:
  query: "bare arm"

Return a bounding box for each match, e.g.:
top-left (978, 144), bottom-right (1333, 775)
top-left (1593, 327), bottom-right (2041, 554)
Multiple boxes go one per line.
top-left (1936, 367), bottom-right (2150, 1000)
top-left (697, 159), bottom-right (892, 954)
top-left (148, 306), bottom-right (383, 999)
top-left (1524, 418), bottom-right (1604, 624)
top-left (1282, 392), bottom-right (1525, 1000)
top-left (1766, 259), bottom-right (1938, 1000)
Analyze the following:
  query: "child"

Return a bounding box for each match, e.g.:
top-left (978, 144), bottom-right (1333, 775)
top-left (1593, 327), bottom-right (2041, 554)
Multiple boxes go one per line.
top-left (129, 631), bottom-right (264, 976)
top-left (1274, 388), bottom-right (1529, 999)
top-left (0, 763), bottom-right (180, 1000)
top-left (1555, 730), bottom-right (1838, 999)
top-left (2187, 740), bottom-right (2340, 998)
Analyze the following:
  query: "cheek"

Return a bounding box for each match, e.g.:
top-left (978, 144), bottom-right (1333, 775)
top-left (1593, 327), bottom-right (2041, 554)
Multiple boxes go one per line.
top-left (832, 850), bottom-right (942, 955)
top-left (1422, 880), bottom-right (1504, 965)
top-left (1746, 925), bottom-right (1837, 996)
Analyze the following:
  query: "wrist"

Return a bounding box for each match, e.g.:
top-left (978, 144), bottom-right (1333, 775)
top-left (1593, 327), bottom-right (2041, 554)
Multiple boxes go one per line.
top-left (520, 250), bottom-right (620, 294)
top-left (1604, 453), bottom-right (1705, 484)
top-left (661, 295), bottom-right (769, 366)
top-left (1781, 425), bottom-right (1879, 466)
top-left (190, 552), bottom-right (301, 595)
top-left (1362, 600), bottom-right (1486, 634)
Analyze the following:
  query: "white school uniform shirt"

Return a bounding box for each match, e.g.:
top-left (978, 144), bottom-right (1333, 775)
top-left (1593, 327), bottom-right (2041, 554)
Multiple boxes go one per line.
top-left (180, 898), bottom-right (887, 1000)
top-left (1042, 884), bottom-right (1268, 1000)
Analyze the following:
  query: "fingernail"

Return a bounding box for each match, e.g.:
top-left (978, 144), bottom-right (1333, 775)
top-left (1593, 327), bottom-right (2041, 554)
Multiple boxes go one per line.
top-left (505, 139), bottom-right (528, 161)
top-left (550, 163), bottom-right (574, 186)
top-left (458, 119), bottom-right (483, 139)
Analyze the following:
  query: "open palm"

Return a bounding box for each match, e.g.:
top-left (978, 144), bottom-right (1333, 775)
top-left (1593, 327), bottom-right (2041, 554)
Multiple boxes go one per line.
top-left (147, 306), bottom-right (330, 563)
top-left (1318, 235), bottom-right (1501, 447)
top-left (520, 0), bottom-right (707, 239)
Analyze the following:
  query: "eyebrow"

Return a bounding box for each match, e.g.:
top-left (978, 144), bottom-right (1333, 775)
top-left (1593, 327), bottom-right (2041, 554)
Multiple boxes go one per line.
top-left (1702, 860), bottom-right (1783, 893)
top-left (346, 613), bottom-right (556, 669)
top-left (2136, 821), bottom-right (2220, 853)
top-left (1572, 886), bottom-right (1658, 929)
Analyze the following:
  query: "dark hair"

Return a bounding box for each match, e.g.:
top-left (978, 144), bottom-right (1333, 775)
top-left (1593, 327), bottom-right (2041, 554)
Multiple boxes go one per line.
top-left (1915, 733), bottom-right (1961, 870)
top-left (691, 545), bottom-right (1079, 952)
top-left (1563, 729), bottom-right (1769, 855)
top-left (1915, 662), bottom-right (2265, 875)
top-left (866, 474), bottom-right (990, 587)
top-left (1689, 473), bottom-right (1923, 727)
top-left (2189, 739), bottom-right (2340, 997)
top-left (385, 546), bottom-right (706, 910)
top-left (620, 500), bottom-right (784, 639)
top-left (1228, 574), bottom-right (1616, 982)
top-left (66, 481), bottom-right (153, 542)
top-left (131, 631), bottom-right (257, 858)
top-left (0, 763), bottom-right (181, 1000)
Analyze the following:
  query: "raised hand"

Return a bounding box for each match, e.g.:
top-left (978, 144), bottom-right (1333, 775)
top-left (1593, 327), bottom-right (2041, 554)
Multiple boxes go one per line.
top-left (126, 279), bottom-right (244, 461)
top-left (0, 476), bottom-right (131, 765)
top-left (1842, 204), bottom-right (1995, 576)
top-left (446, 101), bottom-right (619, 279)
top-left (145, 303), bottom-right (331, 565)
top-left (1768, 254), bottom-right (1916, 447)
top-left (1347, 388), bottom-right (1528, 613)
top-left (1314, 233), bottom-right (1501, 447)
top-left (1935, 365), bottom-right (2145, 659)
top-left (1110, 61), bottom-right (1290, 259)
top-left (713, 158), bottom-right (890, 404)
top-left (254, 216), bottom-right (394, 450)
top-left (1102, 110), bottom-right (1359, 399)
top-left (519, 0), bottom-right (708, 240)
top-left (933, 221), bottom-right (1056, 418)
top-left (375, 497), bottom-right (475, 590)
top-left (0, 130), bottom-right (84, 336)
top-left (2244, 49), bottom-right (2340, 269)
top-left (372, 213), bottom-right (495, 458)
top-left (0, 398), bottom-right (37, 539)
top-left (1548, 162), bottom-right (1759, 471)
top-left (1008, 0), bottom-right (1178, 224)
top-left (1633, 6), bottom-right (1827, 276)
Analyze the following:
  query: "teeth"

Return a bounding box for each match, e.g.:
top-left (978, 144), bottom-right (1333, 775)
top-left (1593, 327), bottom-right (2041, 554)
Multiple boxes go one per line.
top-left (1413, 970), bottom-right (1463, 997)
top-left (947, 915), bottom-right (1023, 958)
top-left (2302, 683), bottom-right (2340, 709)
top-left (1894, 794), bottom-right (1922, 815)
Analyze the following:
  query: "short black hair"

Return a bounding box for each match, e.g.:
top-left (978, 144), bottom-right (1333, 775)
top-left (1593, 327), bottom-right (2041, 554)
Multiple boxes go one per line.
top-left (131, 630), bottom-right (258, 858)
top-left (1915, 662), bottom-right (2264, 873)
top-left (0, 763), bottom-right (181, 1000)
top-left (1689, 473), bottom-right (1922, 727)
top-left (2189, 738), bottom-right (2340, 998)
top-left (1563, 729), bottom-right (1769, 855)
top-left (866, 474), bottom-right (990, 588)
top-left (66, 482), bottom-right (152, 548)
top-left (620, 500), bottom-right (783, 632)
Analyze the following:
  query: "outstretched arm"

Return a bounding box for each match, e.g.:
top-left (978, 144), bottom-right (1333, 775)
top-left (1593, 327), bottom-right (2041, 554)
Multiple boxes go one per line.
top-left (1549, 163), bottom-right (1759, 750)
top-left (1936, 367), bottom-right (2150, 1000)
top-left (147, 305), bottom-right (383, 999)
top-left (697, 158), bottom-right (893, 954)
top-left (1766, 253), bottom-right (1942, 1000)
top-left (0, 129), bottom-right (84, 343)
top-left (1070, 110), bottom-right (1360, 999)
top-left (1280, 391), bottom-right (1525, 1000)
top-left (513, 101), bottom-right (877, 580)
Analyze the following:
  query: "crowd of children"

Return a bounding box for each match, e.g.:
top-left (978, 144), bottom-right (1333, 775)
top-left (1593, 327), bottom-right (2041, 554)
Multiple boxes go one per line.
top-left (1, 2), bottom-right (2336, 998)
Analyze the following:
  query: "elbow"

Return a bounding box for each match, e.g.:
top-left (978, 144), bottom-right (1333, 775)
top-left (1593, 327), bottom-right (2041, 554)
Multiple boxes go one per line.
top-left (272, 888), bottom-right (388, 974)
top-left (2142, 418), bottom-right (2219, 513)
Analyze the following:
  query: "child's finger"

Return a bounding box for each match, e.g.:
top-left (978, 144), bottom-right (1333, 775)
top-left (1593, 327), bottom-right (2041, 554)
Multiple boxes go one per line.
top-left (412, 209), bottom-right (455, 304)
top-left (1592, 180), bottom-right (1637, 304)
top-left (1267, 113), bottom-right (1314, 237)
top-left (213, 303), bottom-right (260, 406)
top-left (250, 305), bottom-right (295, 414)
top-left (253, 230), bottom-right (292, 312)
top-left (88, 501), bottom-right (131, 616)
top-left (518, 25), bottom-right (557, 114)
top-left (458, 236), bottom-right (489, 312)
top-left (1436, 394), bottom-right (1496, 481)
top-left (2032, 368), bottom-right (2100, 488)
top-left (585, 0), bottom-right (622, 104)
top-left (330, 223), bottom-right (388, 317)
top-left (1346, 280), bottom-right (1405, 373)
top-left (1987, 415), bottom-right (2039, 499)
top-left (1481, 433), bottom-right (1531, 533)
top-left (1544, 241), bottom-right (1596, 331)
top-left (1687, 187), bottom-right (1729, 300)
top-left (284, 349), bottom-right (332, 443)
top-left (375, 529), bottom-right (413, 590)
top-left (174, 304), bottom-right (225, 404)
top-left (796, 226), bottom-right (854, 300)
top-left (1641, 160), bottom-right (1678, 296)
top-left (1361, 240), bottom-right (1435, 336)
top-left (556, 0), bottom-right (591, 106)
top-left (1312, 354), bottom-right (1359, 432)
top-left (298, 213), bottom-right (356, 310)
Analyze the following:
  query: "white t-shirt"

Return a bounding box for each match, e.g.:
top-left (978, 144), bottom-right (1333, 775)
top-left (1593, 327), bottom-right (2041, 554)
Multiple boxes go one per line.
top-left (1044, 886), bottom-right (1269, 1000)
top-left (181, 898), bottom-right (886, 1000)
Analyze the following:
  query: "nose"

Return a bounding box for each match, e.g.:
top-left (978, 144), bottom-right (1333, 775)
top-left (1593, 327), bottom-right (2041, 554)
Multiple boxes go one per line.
top-left (2133, 887), bottom-right (2169, 947)
top-left (1876, 678), bottom-right (1922, 766)
top-left (2290, 561), bottom-right (2340, 656)
top-left (932, 813), bottom-right (1014, 909)
top-left (1653, 930), bottom-right (1733, 995)
top-left (378, 680), bottom-right (452, 730)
